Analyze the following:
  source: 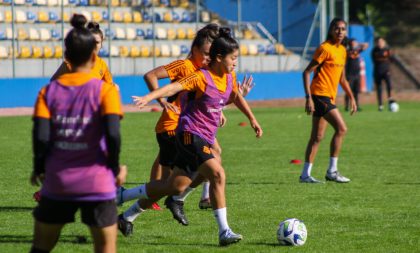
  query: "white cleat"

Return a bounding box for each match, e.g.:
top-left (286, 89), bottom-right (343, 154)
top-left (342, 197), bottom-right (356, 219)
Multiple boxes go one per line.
top-left (325, 171), bottom-right (350, 183)
top-left (219, 229), bottom-right (243, 246)
top-left (299, 176), bottom-right (324, 183)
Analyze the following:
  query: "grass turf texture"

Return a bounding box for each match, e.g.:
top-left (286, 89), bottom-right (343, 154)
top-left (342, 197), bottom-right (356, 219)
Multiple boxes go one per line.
top-left (0, 103), bottom-right (419, 252)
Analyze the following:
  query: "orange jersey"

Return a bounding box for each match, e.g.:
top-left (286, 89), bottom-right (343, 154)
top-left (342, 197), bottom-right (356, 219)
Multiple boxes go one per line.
top-left (310, 41), bottom-right (346, 104)
top-left (34, 72), bottom-right (122, 119)
top-left (155, 59), bottom-right (199, 133)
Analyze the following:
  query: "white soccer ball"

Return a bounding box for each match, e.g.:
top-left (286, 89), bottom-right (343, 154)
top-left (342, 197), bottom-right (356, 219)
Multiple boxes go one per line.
top-left (389, 102), bottom-right (399, 112)
top-left (277, 218), bottom-right (307, 246)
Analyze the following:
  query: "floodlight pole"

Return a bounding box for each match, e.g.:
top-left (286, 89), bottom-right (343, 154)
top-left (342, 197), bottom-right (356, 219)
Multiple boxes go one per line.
top-left (11, 0), bottom-right (15, 77)
top-left (320, 0), bottom-right (327, 43)
top-left (237, 0), bottom-right (242, 72)
top-left (328, 0), bottom-right (335, 22)
top-left (343, 0), bottom-right (349, 24)
top-left (277, 0), bottom-right (282, 43)
top-left (152, 1), bottom-right (156, 68)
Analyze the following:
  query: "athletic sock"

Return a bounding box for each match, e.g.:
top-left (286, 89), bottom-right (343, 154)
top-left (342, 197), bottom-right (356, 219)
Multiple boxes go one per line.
top-left (327, 157), bottom-right (338, 174)
top-left (213, 207), bottom-right (230, 234)
top-left (201, 181), bottom-right (210, 200)
top-left (123, 201), bottom-right (146, 223)
top-left (172, 187), bottom-right (195, 202)
top-left (122, 184), bottom-right (148, 203)
top-left (301, 162), bottom-right (313, 178)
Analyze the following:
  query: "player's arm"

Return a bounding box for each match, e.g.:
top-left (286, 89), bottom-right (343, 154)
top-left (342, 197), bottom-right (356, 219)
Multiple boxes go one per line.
top-left (360, 42), bottom-right (369, 51)
top-left (31, 117), bottom-right (50, 186)
top-left (232, 93), bottom-right (262, 138)
top-left (132, 82), bottom-right (184, 108)
top-left (339, 69), bottom-right (357, 115)
top-left (302, 60), bottom-right (320, 115)
top-left (143, 66), bottom-right (169, 105)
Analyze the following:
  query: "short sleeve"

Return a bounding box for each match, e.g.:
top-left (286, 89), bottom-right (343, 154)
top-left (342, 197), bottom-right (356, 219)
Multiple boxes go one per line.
top-left (178, 72), bottom-right (206, 93)
top-left (164, 60), bottom-right (188, 81)
top-left (100, 82), bottom-right (123, 117)
top-left (33, 87), bottom-right (51, 119)
top-left (313, 45), bottom-right (329, 64)
top-left (102, 64), bottom-right (113, 83)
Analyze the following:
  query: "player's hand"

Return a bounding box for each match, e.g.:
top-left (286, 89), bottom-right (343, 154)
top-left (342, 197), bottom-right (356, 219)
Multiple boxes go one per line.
top-left (160, 101), bottom-right (180, 114)
top-left (238, 74), bottom-right (255, 97)
top-left (250, 119), bottom-right (263, 138)
top-left (116, 165), bottom-right (127, 187)
top-left (305, 98), bottom-right (314, 115)
top-left (219, 112), bottom-right (227, 127)
top-left (132, 96), bottom-right (149, 108)
top-left (30, 172), bottom-right (44, 187)
top-left (350, 98), bottom-right (358, 115)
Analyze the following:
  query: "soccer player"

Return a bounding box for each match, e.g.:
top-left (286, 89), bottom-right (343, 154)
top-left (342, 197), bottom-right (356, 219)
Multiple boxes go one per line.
top-left (371, 37), bottom-right (394, 111)
top-left (299, 17), bottom-right (357, 184)
top-left (345, 38), bottom-right (368, 111)
top-left (116, 24), bottom-right (254, 225)
top-left (119, 28), bottom-right (262, 246)
top-left (30, 14), bottom-right (126, 253)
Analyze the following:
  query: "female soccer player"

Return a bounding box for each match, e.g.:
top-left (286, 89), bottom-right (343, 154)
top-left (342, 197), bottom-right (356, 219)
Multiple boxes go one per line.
top-left (30, 15), bottom-right (126, 253)
top-left (119, 28), bottom-right (262, 246)
top-left (299, 17), bottom-right (357, 184)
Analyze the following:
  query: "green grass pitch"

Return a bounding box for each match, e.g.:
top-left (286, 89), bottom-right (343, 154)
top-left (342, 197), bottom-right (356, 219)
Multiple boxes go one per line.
top-left (0, 102), bottom-right (419, 252)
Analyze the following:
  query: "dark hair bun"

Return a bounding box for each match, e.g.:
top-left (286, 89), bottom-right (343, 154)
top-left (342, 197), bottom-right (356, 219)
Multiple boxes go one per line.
top-left (218, 27), bottom-right (232, 38)
top-left (87, 22), bottom-right (100, 30)
top-left (70, 14), bottom-right (87, 29)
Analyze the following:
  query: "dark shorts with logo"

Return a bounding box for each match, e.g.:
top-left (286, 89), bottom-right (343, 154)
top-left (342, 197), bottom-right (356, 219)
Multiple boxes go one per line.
top-left (174, 131), bottom-right (215, 174)
top-left (312, 95), bottom-right (337, 117)
top-left (33, 196), bottom-right (117, 227)
top-left (156, 131), bottom-right (177, 167)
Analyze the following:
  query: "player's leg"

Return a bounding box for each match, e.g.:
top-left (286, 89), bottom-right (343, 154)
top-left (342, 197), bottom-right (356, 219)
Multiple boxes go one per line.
top-left (149, 155), bottom-right (162, 181)
top-left (352, 76), bottom-right (361, 110)
top-left (89, 225), bottom-right (117, 253)
top-left (374, 73), bottom-right (384, 110)
top-left (197, 158), bottom-right (242, 246)
top-left (31, 221), bottom-right (64, 253)
top-left (323, 109), bottom-right (350, 183)
top-left (384, 72), bottom-right (393, 105)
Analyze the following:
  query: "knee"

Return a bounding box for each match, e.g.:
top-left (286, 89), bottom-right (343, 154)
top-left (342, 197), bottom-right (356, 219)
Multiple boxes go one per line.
top-left (210, 168), bottom-right (225, 186)
top-left (337, 125), bottom-right (348, 136)
top-left (311, 133), bottom-right (324, 144)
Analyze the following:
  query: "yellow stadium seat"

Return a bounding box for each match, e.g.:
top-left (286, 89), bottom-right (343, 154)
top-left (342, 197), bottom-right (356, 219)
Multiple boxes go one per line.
top-left (32, 46), bottom-right (43, 58)
top-left (17, 28), bottom-right (28, 40)
top-left (40, 28), bottom-right (51, 41)
top-left (170, 0), bottom-right (178, 7)
top-left (167, 28), bottom-right (176, 40)
top-left (5, 11), bottom-right (12, 23)
top-left (248, 44), bottom-right (258, 56)
top-left (111, 0), bottom-right (119, 7)
top-left (29, 28), bottom-right (40, 40)
top-left (133, 11), bottom-right (142, 23)
top-left (140, 45), bottom-right (150, 57)
top-left (243, 29), bottom-right (254, 40)
top-left (63, 12), bottom-right (70, 22)
top-left (38, 11), bottom-right (49, 23)
top-left (161, 44), bottom-right (170, 57)
top-left (152, 0), bottom-right (159, 6)
top-left (113, 11), bottom-right (123, 22)
top-left (130, 45), bottom-right (140, 57)
top-left (120, 0), bottom-right (129, 6)
top-left (92, 11), bottom-right (102, 23)
top-left (16, 10), bottom-right (27, 23)
top-left (110, 45), bottom-right (119, 57)
top-left (156, 27), bottom-right (167, 39)
top-left (123, 12), bottom-right (132, 23)
top-left (240, 44), bottom-right (248, 56)
top-left (126, 28), bottom-right (136, 40)
top-left (171, 44), bottom-right (180, 57)
top-left (115, 27), bottom-right (126, 39)
top-left (47, 0), bottom-right (58, 6)
top-left (186, 28), bottom-right (195, 40)
top-left (179, 0), bottom-right (188, 8)
top-left (119, 46), bottom-right (129, 57)
top-left (19, 46), bottom-right (31, 58)
top-left (153, 45), bottom-right (161, 57)
top-left (43, 45), bottom-right (53, 58)
top-left (0, 46), bottom-right (8, 59)
top-left (275, 43), bottom-right (285, 54)
top-left (54, 45), bottom-right (62, 58)
top-left (163, 11), bottom-right (172, 22)
top-left (81, 11), bottom-right (91, 21)
top-left (177, 28), bottom-right (186, 39)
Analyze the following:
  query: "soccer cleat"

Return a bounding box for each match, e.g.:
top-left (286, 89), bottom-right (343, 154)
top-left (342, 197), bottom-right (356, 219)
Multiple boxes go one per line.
top-left (151, 202), bottom-right (161, 211)
top-left (117, 214), bottom-right (134, 237)
top-left (164, 196), bottom-right (188, 226)
top-left (199, 198), bottom-right (212, 210)
top-left (115, 186), bottom-right (126, 206)
top-left (378, 105), bottom-right (384, 111)
top-left (325, 171), bottom-right (351, 183)
top-left (219, 229), bottom-right (243, 246)
top-left (299, 176), bottom-right (324, 183)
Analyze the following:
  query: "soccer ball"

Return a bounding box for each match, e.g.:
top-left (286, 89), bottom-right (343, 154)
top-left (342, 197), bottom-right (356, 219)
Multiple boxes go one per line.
top-left (389, 102), bottom-right (399, 112)
top-left (277, 218), bottom-right (307, 246)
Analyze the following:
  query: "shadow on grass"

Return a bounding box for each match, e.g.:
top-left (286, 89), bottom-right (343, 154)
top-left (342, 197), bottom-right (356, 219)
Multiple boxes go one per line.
top-left (0, 206), bottom-right (34, 212)
top-left (0, 235), bottom-right (90, 244)
top-left (248, 241), bottom-right (285, 247)
top-left (384, 182), bottom-right (420, 185)
top-left (142, 241), bottom-right (218, 247)
top-left (227, 182), bottom-right (285, 185)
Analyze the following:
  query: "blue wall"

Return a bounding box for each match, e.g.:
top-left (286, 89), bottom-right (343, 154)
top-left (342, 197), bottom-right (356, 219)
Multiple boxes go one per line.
top-left (0, 72), bottom-right (304, 108)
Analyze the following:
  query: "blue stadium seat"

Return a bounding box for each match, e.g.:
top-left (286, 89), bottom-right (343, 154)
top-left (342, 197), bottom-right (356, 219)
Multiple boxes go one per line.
top-left (78, 0), bottom-right (88, 6)
top-left (136, 28), bottom-right (145, 39)
top-left (189, 12), bottom-right (197, 22)
top-left (25, 0), bottom-right (34, 5)
top-left (3, 0), bottom-right (12, 4)
top-left (154, 13), bottom-right (162, 22)
top-left (68, 0), bottom-right (77, 5)
top-left (145, 28), bottom-right (154, 39)
top-left (142, 12), bottom-right (151, 22)
top-left (257, 44), bottom-right (266, 54)
top-left (98, 47), bottom-right (109, 57)
top-left (266, 44), bottom-right (276, 55)
top-left (172, 11), bottom-right (180, 22)
top-left (180, 45), bottom-right (189, 54)
top-left (48, 11), bottom-right (59, 22)
top-left (105, 28), bottom-right (115, 40)
top-left (181, 11), bottom-right (190, 22)
top-left (51, 29), bottom-right (60, 40)
top-left (0, 30), bottom-right (6, 40)
top-left (102, 11), bottom-right (109, 21)
top-left (160, 0), bottom-right (169, 7)
top-left (142, 0), bottom-right (152, 7)
top-left (26, 11), bottom-right (37, 23)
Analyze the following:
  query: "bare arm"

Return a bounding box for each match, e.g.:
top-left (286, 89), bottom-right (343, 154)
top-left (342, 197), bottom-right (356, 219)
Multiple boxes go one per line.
top-left (340, 68), bottom-right (357, 115)
top-left (143, 66), bottom-right (169, 105)
top-left (302, 60), bottom-right (320, 115)
top-left (132, 82), bottom-right (184, 108)
top-left (233, 94), bottom-right (262, 138)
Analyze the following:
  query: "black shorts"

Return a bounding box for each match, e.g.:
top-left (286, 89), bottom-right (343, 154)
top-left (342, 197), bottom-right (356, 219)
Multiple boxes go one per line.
top-left (174, 131), bottom-right (215, 174)
top-left (156, 131), bottom-right (177, 166)
top-left (33, 197), bottom-right (117, 227)
top-left (312, 95), bottom-right (337, 117)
